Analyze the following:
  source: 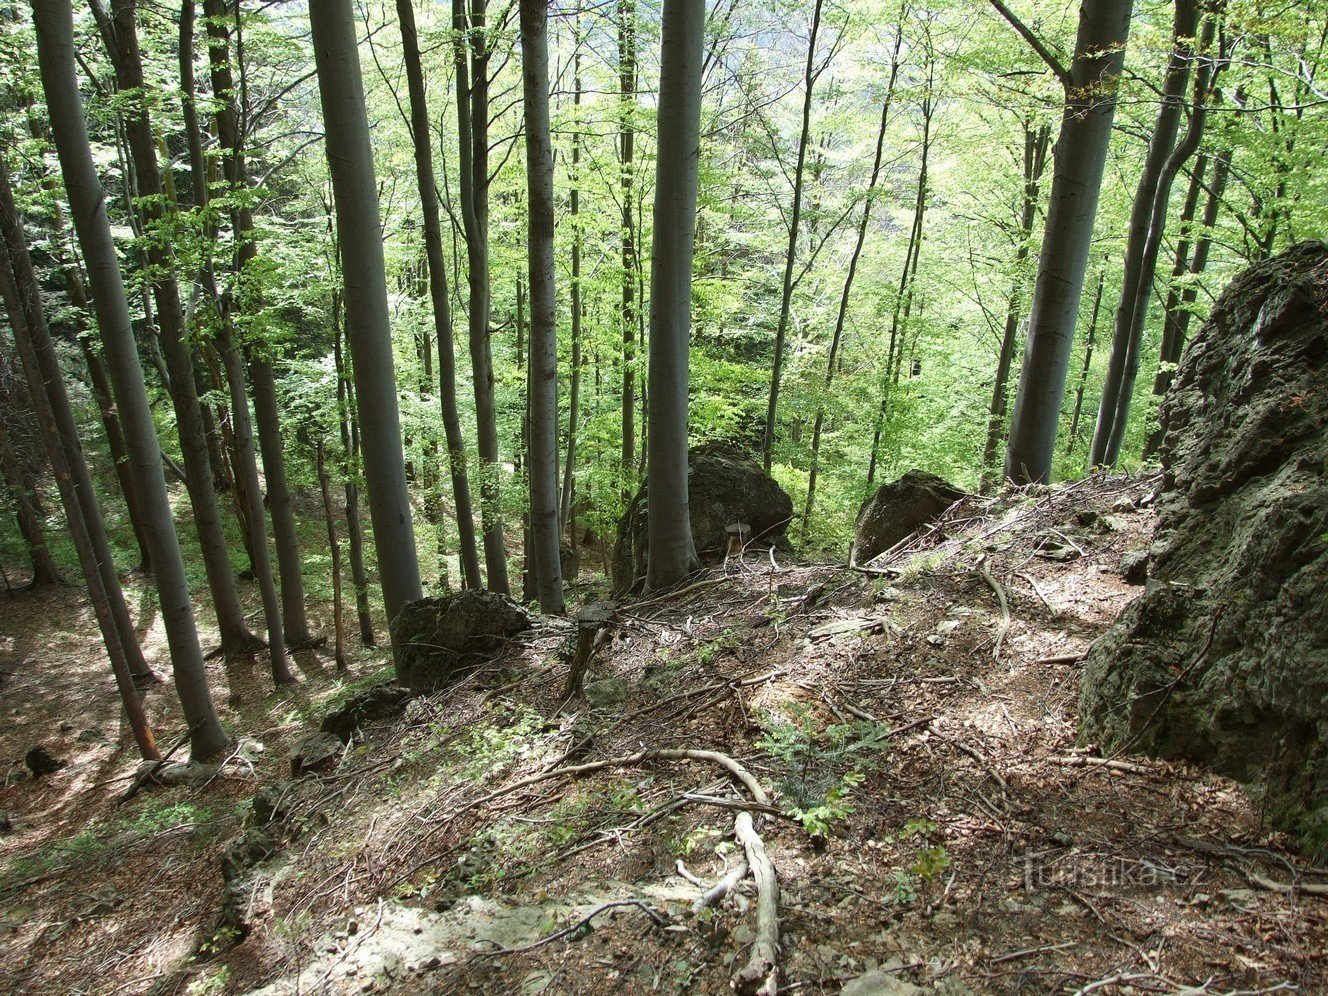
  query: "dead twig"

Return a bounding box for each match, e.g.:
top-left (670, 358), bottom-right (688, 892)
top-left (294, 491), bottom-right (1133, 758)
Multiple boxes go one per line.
top-left (979, 556), bottom-right (1012, 662)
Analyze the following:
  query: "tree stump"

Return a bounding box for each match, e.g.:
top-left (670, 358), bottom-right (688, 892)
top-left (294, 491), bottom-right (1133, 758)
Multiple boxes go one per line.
top-left (560, 601), bottom-right (615, 707)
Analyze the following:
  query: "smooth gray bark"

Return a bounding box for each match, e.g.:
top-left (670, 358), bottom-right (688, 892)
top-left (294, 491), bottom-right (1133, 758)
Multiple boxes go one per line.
top-left (519, 0), bottom-right (565, 615)
top-left (396, 0), bottom-right (482, 592)
top-left (180, 0), bottom-right (290, 682)
top-left (309, 0), bottom-right (419, 632)
top-left (203, 0), bottom-right (311, 647)
top-left (1002, 0), bottom-right (1133, 484)
top-left (454, 0), bottom-right (510, 593)
top-left (1088, 0), bottom-right (1198, 467)
top-left (0, 169), bottom-right (159, 759)
top-left (982, 121), bottom-right (1051, 488)
top-left (1100, 16), bottom-right (1216, 464)
top-left (619, 0), bottom-right (637, 489)
top-left (32, 0), bottom-right (230, 760)
top-left (310, 0), bottom-right (423, 631)
top-left (645, 0), bottom-right (704, 592)
top-left (93, 0), bottom-right (262, 662)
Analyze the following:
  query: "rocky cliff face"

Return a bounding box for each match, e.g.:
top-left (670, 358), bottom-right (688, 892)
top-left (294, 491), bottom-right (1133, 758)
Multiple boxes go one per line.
top-left (1080, 241), bottom-right (1328, 854)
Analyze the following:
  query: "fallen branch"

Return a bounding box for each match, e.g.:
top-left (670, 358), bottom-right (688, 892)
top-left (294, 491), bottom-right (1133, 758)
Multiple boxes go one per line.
top-left (1048, 755), bottom-right (1154, 776)
top-left (732, 810), bottom-right (779, 995)
top-left (1247, 871), bottom-right (1328, 897)
top-left (979, 556), bottom-right (1012, 662)
top-left (117, 724), bottom-right (201, 803)
top-left (695, 858), bottom-right (749, 913)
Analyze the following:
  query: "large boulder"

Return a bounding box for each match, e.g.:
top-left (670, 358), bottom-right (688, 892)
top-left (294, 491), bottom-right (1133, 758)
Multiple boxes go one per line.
top-left (1080, 241), bottom-right (1328, 855)
top-left (612, 442), bottom-right (793, 593)
top-left (852, 470), bottom-right (965, 566)
top-left (390, 591), bottom-right (532, 692)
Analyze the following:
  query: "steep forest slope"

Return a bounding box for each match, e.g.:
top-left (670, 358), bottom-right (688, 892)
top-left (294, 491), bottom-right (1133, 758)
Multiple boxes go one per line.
top-left (2, 473), bottom-right (1325, 995)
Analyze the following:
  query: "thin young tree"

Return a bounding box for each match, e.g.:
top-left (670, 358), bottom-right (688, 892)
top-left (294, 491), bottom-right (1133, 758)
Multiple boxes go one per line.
top-left (1086, 0), bottom-right (1199, 467)
top-left (396, 0), bottom-right (482, 591)
top-left (519, 0), bottom-right (565, 615)
top-left (454, 0), bottom-right (510, 593)
top-left (31, 0), bottom-right (230, 759)
top-left (560, 40), bottom-right (584, 543)
top-left (646, 0), bottom-right (704, 592)
top-left (762, 0), bottom-right (828, 474)
top-left (619, 0), bottom-right (638, 490)
top-left (804, 18), bottom-right (903, 535)
top-left (981, 119), bottom-right (1051, 488)
top-left (310, 0), bottom-right (423, 630)
top-left (1097, 14), bottom-right (1218, 464)
top-left (995, 0), bottom-right (1134, 484)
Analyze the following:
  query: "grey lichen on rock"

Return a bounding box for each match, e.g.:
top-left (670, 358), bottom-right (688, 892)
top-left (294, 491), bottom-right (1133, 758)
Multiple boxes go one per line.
top-left (1079, 241), bottom-right (1328, 856)
top-left (390, 591), bottom-right (532, 692)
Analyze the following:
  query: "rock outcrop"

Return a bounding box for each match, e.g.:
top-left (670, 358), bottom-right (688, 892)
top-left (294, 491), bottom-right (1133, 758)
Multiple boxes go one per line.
top-left (1080, 241), bottom-right (1328, 855)
top-left (613, 442), bottom-right (793, 593)
top-left (852, 470), bottom-right (966, 565)
top-left (390, 591), bottom-right (531, 692)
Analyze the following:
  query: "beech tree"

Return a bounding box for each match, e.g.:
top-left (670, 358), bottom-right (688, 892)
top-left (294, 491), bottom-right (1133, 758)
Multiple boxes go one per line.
top-left (519, 0), bottom-right (565, 614)
top-left (90, 0), bottom-right (266, 664)
top-left (998, 0), bottom-right (1134, 484)
top-left (396, 0), bottom-right (483, 592)
top-left (646, 0), bottom-right (705, 592)
top-left (0, 156), bottom-right (158, 758)
top-left (31, 0), bottom-right (230, 760)
top-left (310, 0), bottom-right (422, 631)
top-left (454, 0), bottom-right (510, 594)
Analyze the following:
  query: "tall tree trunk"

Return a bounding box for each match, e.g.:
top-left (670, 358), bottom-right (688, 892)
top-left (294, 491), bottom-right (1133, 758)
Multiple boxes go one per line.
top-left (981, 121), bottom-right (1051, 489)
top-left (805, 20), bottom-right (901, 536)
top-left (310, 0), bottom-right (423, 632)
top-left (203, 0), bottom-right (311, 646)
top-left (561, 46), bottom-right (583, 542)
top-left (1100, 16), bottom-right (1217, 464)
top-left (646, 0), bottom-right (704, 592)
top-left (1065, 268), bottom-right (1105, 456)
top-left (762, 0), bottom-right (826, 474)
top-left (1002, 0), bottom-right (1133, 484)
top-left (519, 0), bottom-right (565, 615)
top-left (16, 104), bottom-right (153, 572)
top-left (32, 0), bottom-right (230, 760)
top-left (454, 0), bottom-right (510, 594)
top-left (1087, 0), bottom-right (1200, 467)
top-left (92, 0), bottom-right (263, 662)
top-left (179, 0), bottom-right (290, 680)
top-left (334, 322), bottom-right (376, 646)
top-left (0, 190), bottom-right (158, 759)
top-left (618, 0), bottom-right (637, 493)
top-left (396, 0), bottom-right (482, 592)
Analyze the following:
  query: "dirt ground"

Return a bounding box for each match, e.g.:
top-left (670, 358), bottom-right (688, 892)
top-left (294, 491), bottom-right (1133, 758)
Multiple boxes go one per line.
top-left (2, 472), bottom-right (1326, 995)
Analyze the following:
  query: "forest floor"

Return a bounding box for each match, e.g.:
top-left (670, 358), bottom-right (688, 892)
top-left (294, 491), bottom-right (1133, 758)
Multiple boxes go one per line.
top-left (2, 472), bottom-right (1326, 996)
